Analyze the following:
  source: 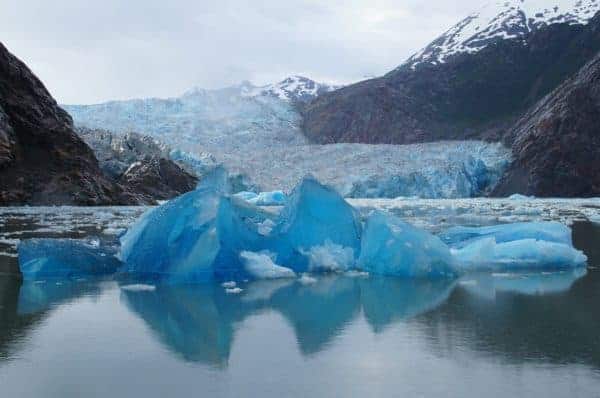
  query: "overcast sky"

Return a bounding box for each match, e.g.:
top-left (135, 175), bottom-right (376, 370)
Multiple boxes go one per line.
top-left (0, 0), bottom-right (483, 104)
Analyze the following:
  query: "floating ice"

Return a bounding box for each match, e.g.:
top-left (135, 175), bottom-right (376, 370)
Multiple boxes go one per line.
top-left (118, 167), bottom-right (228, 283)
top-left (302, 240), bottom-right (355, 273)
top-left (271, 177), bottom-right (362, 272)
top-left (508, 194), bottom-right (535, 200)
top-left (439, 222), bottom-right (573, 248)
top-left (248, 191), bottom-right (287, 206)
top-left (452, 238), bottom-right (587, 272)
top-left (240, 251), bottom-right (296, 279)
top-left (357, 212), bottom-right (456, 278)
top-left (233, 191), bottom-right (259, 202)
top-left (18, 238), bottom-right (121, 280)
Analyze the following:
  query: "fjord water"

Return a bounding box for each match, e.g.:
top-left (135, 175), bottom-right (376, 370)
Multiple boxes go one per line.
top-left (1, 207), bottom-right (600, 397)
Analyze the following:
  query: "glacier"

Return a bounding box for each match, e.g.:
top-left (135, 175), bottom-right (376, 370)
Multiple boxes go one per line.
top-left (65, 80), bottom-right (511, 199)
top-left (17, 172), bottom-right (588, 282)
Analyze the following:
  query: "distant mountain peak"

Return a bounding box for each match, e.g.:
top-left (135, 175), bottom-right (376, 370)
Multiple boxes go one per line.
top-left (403, 0), bottom-right (600, 70)
top-left (243, 75), bottom-right (340, 102)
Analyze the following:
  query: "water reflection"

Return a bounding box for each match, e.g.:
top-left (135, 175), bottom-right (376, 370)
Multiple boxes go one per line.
top-left (0, 265), bottom-right (594, 371)
top-left (422, 268), bottom-right (600, 367)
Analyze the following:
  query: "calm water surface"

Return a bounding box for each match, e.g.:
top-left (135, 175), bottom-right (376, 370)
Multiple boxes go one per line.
top-left (0, 205), bottom-right (599, 397)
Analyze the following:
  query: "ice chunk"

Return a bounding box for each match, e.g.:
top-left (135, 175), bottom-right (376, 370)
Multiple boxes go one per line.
top-left (271, 177), bottom-right (362, 272)
top-left (357, 212), bottom-right (456, 278)
top-left (233, 191), bottom-right (259, 202)
top-left (439, 222), bottom-right (573, 248)
top-left (118, 168), bottom-right (228, 283)
top-left (240, 251), bottom-right (296, 279)
top-left (212, 196), bottom-right (276, 280)
top-left (18, 238), bottom-right (121, 280)
top-left (508, 194), bottom-right (535, 200)
top-left (248, 191), bottom-right (287, 206)
top-left (452, 237), bottom-right (587, 271)
top-left (302, 240), bottom-right (355, 273)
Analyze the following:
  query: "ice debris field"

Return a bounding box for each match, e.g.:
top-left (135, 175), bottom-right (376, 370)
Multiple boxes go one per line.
top-left (18, 168), bottom-right (588, 283)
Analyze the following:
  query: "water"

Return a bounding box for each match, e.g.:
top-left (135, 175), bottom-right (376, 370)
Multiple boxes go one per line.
top-left (1, 201), bottom-right (600, 397)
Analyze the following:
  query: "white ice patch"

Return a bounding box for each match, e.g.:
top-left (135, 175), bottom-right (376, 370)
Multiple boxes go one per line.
top-left (120, 284), bottom-right (156, 292)
top-left (225, 287), bottom-right (243, 294)
top-left (240, 251), bottom-right (296, 279)
top-left (302, 240), bottom-right (355, 273)
top-left (298, 273), bottom-right (317, 285)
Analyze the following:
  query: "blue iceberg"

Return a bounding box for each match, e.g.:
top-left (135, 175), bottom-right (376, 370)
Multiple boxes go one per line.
top-left (118, 167), bottom-right (228, 283)
top-left (439, 222), bottom-right (573, 248)
top-left (452, 238), bottom-right (587, 271)
top-left (18, 238), bottom-right (121, 280)
top-left (357, 212), bottom-right (456, 278)
top-left (249, 191), bottom-right (287, 206)
top-left (442, 222), bottom-right (587, 271)
top-left (270, 177), bottom-right (362, 272)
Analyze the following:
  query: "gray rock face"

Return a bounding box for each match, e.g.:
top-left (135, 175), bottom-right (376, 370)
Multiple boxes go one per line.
top-left (77, 127), bottom-right (168, 178)
top-left (77, 127), bottom-right (197, 200)
top-left (492, 53), bottom-right (600, 197)
top-left (118, 157), bottom-right (198, 201)
top-left (0, 42), bottom-right (142, 206)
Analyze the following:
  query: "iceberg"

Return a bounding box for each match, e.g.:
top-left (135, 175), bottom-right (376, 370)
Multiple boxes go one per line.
top-left (357, 212), bottom-right (456, 278)
top-left (234, 190), bottom-right (287, 206)
top-left (233, 191), bottom-right (259, 202)
top-left (240, 251), bottom-right (296, 279)
top-left (302, 240), bottom-right (355, 273)
top-left (439, 222), bottom-right (573, 248)
top-left (452, 237), bottom-right (587, 272)
top-left (248, 191), bottom-right (287, 206)
top-left (118, 167), bottom-right (228, 283)
top-left (18, 238), bottom-right (121, 280)
top-left (270, 177), bottom-right (362, 272)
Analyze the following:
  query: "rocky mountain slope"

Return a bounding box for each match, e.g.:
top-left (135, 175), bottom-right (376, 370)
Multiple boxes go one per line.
top-left (303, 5), bottom-right (600, 145)
top-left (0, 43), bottom-right (142, 205)
top-left (492, 52), bottom-right (600, 197)
top-left (77, 127), bottom-right (169, 178)
top-left (77, 128), bottom-right (198, 200)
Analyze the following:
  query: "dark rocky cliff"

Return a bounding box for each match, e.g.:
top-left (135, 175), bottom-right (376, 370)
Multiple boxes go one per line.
top-left (0, 43), bottom-right (140, 205)
top-left (492, 53), bottom-right (600, 197)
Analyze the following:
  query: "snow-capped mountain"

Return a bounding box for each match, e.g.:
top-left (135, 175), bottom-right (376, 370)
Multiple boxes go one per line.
top-left (242, 75), bottom-right (340, 103)
top-left (405, 0), bottom-right (600, 69)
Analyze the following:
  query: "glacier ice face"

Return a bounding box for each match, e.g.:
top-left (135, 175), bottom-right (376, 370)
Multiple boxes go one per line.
top-left (357, 212), bottom-right (456, 278)
top-left (18, 238), bottom-right (121, 280)
top-left (240, 251), bottom-right (296, 279)
top-left (65, 80), bottom-right (511, 199)
top-left (271, 177), bottom-right (362, 272)
top-left (440, 221), bottom-right (573, 248)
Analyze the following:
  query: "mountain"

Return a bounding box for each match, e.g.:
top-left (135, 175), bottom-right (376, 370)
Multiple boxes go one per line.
top-left (303, 4), bottom-right (600, 145)
top-left (0, 43), bottom-right (145, 206)
top-left (405, 0), bottom-right (600, 70)
top-left (492, 52), bottom-right (600, 197)
top-left (242, 75), bottom-right (340, 104)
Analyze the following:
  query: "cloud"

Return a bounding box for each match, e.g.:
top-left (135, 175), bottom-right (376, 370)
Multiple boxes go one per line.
top-left (0, 0), bottom-right (482, 104)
